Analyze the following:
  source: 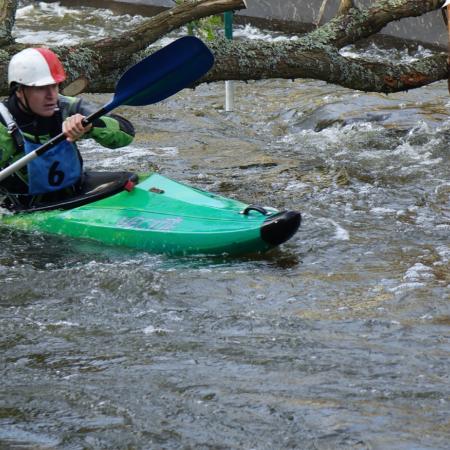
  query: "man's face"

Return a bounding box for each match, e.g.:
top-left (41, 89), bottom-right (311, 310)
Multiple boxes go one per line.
top-left (17, 84), bottom-right (59, 117)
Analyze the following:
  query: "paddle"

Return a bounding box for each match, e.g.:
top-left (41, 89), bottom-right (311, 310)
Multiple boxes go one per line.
top-left (0, 36), bottom-right (214, 183)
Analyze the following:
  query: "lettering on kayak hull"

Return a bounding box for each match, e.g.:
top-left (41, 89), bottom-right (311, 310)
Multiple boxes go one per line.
top-left (116, 216), bottom-right (183, 231)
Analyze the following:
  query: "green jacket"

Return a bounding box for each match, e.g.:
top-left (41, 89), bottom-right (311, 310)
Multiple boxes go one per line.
top-left (0, 94), bottom-right (135, 194)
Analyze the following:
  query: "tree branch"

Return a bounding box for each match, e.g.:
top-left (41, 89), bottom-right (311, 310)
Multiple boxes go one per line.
top-left (90, 0), bottom-right (247, 57)
top-left (0, 0), bottom-right (17, 46)
top-left (199, 0), bottom-right (447, 93)
top-left (337, 0), bottom-right (355, 16)
top-left (0, 0), bottom-right (447, 95)
top-left (203, 38), bottom-right (447, 93)
top-left (315, 0), bottom-right (330, 26)
top-left (310, 0), bottom-right (443, 49)
top-left (65, 0), bottom-right (248, 90)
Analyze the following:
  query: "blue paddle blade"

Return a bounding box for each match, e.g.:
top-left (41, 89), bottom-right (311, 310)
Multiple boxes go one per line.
top-left (105, 36), bottom-right (214, 112)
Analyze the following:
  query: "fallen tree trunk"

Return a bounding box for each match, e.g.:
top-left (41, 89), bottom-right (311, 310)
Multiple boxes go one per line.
top-left (0, 0), bottom-right (447, 95)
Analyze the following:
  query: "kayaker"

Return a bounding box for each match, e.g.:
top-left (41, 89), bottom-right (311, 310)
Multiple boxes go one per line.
top-left (0, 47), bottom-right (135, 209)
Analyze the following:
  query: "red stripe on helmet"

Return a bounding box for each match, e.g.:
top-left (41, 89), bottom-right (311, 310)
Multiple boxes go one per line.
top-left (35, 48), bottom-right (66, 83)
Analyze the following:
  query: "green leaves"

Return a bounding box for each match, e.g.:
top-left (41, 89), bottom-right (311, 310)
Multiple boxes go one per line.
top-left (172, 0), bottom-right (223, 40)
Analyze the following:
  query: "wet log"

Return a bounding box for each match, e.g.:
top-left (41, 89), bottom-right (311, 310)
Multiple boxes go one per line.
top-left (0, 0), bottom-right (447, 95)
top-left (204, 37), bottom-right (447, 93)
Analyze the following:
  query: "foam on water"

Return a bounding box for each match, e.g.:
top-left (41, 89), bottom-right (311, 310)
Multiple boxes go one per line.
top-left (233, 24), bottom-right (300, 42)
top-left (15, 4), bottom-right (34, 18)
top-left (142, 325), bottom-right (173, 335)
top-left (78, 139), bottom-right (179, 171)
top-left (340, 42), bottom-right (434, 64)
top-left (403, 263), bottom-right (435, 282)
top-left (15, 1), bottom-right (145, 44)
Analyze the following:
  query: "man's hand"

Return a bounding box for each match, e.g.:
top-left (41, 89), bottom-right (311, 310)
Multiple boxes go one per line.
top-left (63, 114), bottom-right (93, 142)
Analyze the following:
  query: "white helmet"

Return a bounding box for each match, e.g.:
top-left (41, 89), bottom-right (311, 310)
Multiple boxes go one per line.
top-left (8, 47), bottom-right (66, 87)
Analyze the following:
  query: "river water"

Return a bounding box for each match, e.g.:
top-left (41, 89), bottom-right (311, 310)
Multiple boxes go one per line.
top-left (1, 2), bottom-right (449, 449)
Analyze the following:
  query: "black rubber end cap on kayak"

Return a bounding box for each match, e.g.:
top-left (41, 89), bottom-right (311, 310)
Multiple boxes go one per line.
top-left (261, 210), bottom-right (301, 247)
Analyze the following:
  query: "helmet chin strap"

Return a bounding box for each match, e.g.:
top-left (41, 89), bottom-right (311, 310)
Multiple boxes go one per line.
top-left (16, 85), bottom-right (36, 116)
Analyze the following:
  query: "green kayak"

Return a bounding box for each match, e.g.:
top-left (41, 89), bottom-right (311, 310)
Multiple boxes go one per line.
top-left (0, 171), bottom-right (301, 256)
